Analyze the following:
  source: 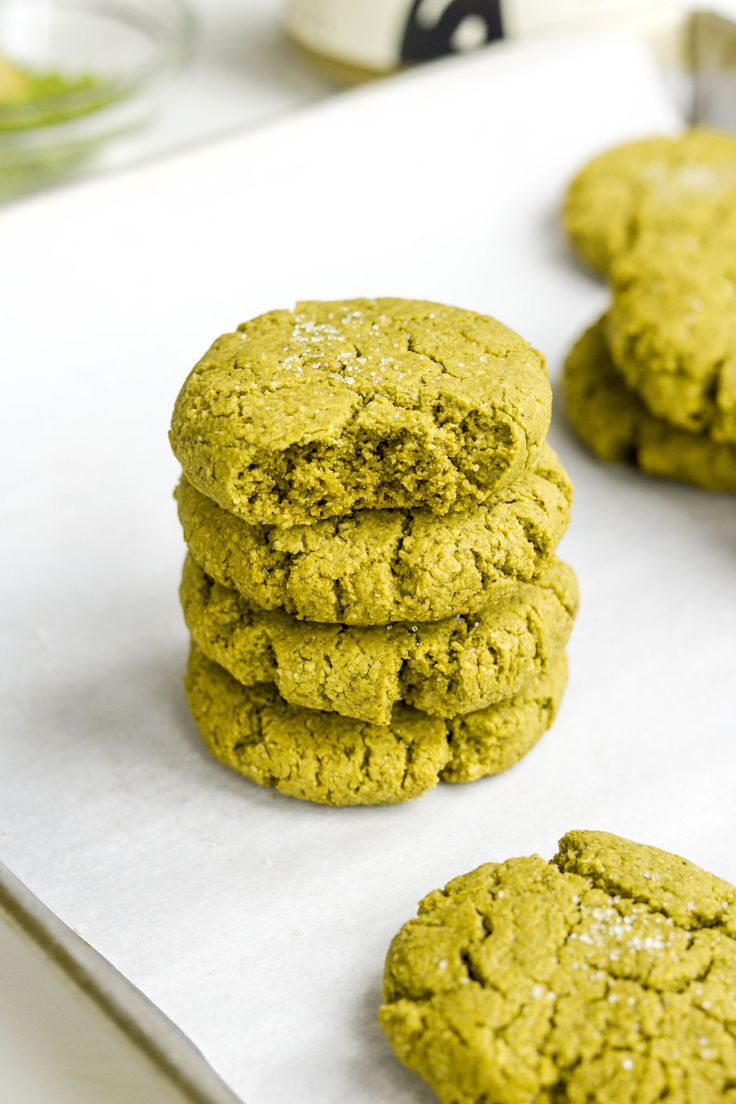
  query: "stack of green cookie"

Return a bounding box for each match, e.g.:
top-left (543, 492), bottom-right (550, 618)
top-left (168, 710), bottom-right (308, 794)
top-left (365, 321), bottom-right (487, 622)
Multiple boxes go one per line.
top-left (563, 129), bottom-right (736, 492)
top-left (170, 298), bottom-right (578, 805)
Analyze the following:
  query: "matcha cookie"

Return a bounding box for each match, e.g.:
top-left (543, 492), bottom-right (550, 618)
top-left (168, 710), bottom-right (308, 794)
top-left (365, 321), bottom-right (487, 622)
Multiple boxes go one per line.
top-left (175, 444), bottom-right (572, 625)
top-left (564, 128), bottom-right (736, 274)
top-left (180, 554), bottom-right (577, 724)
top-left (380, 829), bottom-right (736, 1103)
top-left (170, 299), bottom-right (551, 526)
top-left (564, 317), bottom-right (736, 493)
top-left (607, 235), bottom-right (736, 442)
top-left (185, 644), bottom-right (568, 805)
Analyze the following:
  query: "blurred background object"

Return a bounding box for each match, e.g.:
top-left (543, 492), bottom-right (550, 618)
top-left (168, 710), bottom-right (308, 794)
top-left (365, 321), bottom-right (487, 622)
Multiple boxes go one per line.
top-left (0, 0), bottom-right (193, 200)
top-left (0, 0), bottom-right (347, 202)
top-left (283, 0), bottom-right (650, 79)
top-left (0, 0), bottom-right (691, 204)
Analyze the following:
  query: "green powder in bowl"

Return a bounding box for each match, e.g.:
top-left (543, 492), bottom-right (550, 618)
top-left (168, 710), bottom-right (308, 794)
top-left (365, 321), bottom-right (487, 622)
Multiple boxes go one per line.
top-left (0, 0), bottom-right (192, 200)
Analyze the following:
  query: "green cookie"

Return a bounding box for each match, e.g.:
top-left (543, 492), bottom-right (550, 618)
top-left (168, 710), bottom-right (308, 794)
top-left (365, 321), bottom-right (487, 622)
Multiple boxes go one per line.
top-left (169, 299), bottom-right (551, 527)
top-left (380, 830), bottom-right (736, 1103)
top-left (185, 644), bottom-right (568, 806)
top-left (564, 317), bottom-right (736, 493)
top-left (607, 235), bottom-right (736, 442)
top-left (175, 444), bottom-right (572, 626)
top-left (180, 554), bottom-right (577, 725)
top-left (564, 128), bottom-right (736, 274)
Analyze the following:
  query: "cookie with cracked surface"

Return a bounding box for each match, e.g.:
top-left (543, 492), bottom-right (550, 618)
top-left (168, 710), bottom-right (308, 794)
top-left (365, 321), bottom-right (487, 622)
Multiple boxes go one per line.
top-left (180, 554), bottom-right (577, 725)
top-left (169, 298), bottom-right (551, 527)
top-left (564, 128), bottom-right (736, 274)
top-left (607, 235), bottom-right (736, 442)
top-left (564, 316), bottom-right (736, 493)
top-left (174, 444), bottom-right (572, 626)
top-left (185, 644), bottom-right (568, 805)
top-left (380, 829), bottom-right (736, 1103)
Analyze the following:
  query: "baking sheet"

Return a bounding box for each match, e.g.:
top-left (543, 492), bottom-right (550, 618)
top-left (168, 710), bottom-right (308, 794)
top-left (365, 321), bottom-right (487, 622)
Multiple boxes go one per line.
top-left (2, 16), bottom-right (736, 1104)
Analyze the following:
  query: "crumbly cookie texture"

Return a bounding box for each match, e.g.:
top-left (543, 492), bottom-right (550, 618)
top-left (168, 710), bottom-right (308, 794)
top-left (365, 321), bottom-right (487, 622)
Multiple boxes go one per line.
top-left (169, 299), bottom-right (551, 527)
top-left (180, 554), bottom-right (577, 725)
top-left (564, 317), bottom-right (736, 493)
top-left (607, 235), bottom-right (736, 442)
top-left (380, 830), bottom-right (736, 1104)
top-left (175, 444), bottom-right (572, 626)
top-left (564, 128), bottom-right (736, 274)
top-left (185, 645), bottom-right (568, 805)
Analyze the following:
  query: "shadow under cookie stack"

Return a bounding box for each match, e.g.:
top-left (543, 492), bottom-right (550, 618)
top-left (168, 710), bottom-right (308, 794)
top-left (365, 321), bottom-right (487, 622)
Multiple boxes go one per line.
top-left (169, 298), bottom-right (578, 805)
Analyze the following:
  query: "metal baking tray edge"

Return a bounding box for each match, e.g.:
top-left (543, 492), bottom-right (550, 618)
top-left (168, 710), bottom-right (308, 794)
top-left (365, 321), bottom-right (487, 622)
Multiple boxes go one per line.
top-left (0, 859), bottom-right (242, 1104)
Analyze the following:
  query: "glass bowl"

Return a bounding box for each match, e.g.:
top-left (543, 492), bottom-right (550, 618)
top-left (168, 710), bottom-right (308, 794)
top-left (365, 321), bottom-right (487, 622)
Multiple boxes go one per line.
top-left (0, 0), bottom-right (193, 200)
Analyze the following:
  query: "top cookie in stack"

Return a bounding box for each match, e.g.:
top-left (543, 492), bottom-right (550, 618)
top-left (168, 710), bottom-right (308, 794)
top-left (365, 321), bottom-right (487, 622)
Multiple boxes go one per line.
top-left (170, 299), bottom-right (577, 805)
top-left (170, 299), bottom-right (552, 525)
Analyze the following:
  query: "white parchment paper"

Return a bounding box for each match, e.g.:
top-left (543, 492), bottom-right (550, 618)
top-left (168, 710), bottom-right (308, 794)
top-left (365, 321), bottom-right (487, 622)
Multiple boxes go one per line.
top-left (2, 27), bottom-right (735, 1104)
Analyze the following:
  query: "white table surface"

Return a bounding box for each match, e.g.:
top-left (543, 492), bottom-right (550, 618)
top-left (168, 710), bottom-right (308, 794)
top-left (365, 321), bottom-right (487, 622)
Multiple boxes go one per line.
top-left (0, 907), bottom-right (200, 1104)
